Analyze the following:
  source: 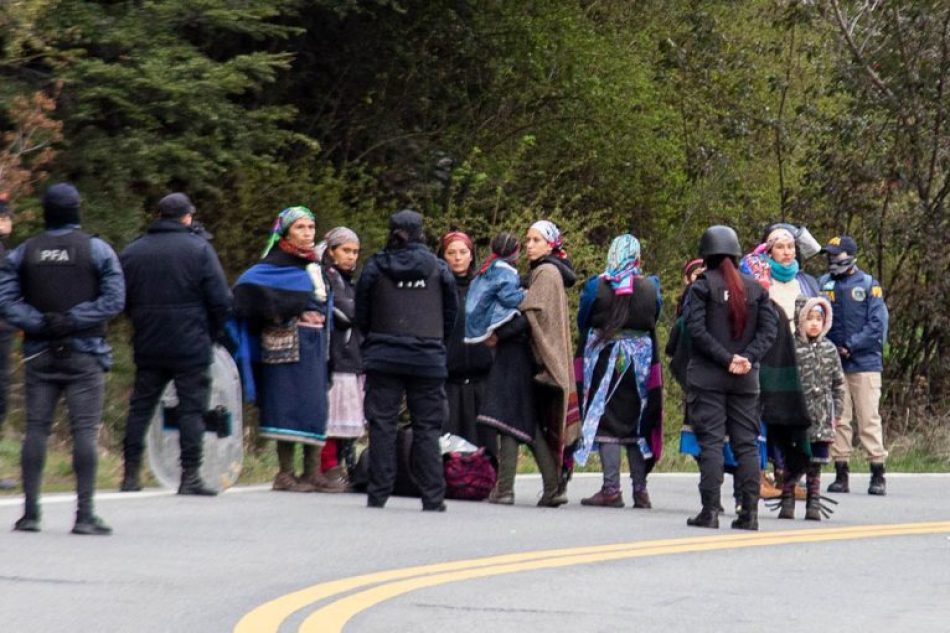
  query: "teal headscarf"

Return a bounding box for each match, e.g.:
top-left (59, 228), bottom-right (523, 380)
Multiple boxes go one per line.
top-left (601, 234), bottom-right (642, 295)
top-left (262, 206), bottom-right (315, 257)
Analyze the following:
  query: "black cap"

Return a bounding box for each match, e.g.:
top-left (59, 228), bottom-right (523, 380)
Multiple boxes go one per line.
top-left (42, 182), bottom-right (81, 228)
top-left (388, 209), bottom-right (424, 242)
top-left (157, 192), bottom-right (196, 218)
top-left (823, 235), bottom-right (858, 257)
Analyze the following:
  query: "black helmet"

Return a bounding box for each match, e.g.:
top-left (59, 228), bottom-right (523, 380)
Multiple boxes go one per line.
top-left (699, 225), bottom-right (742, 259)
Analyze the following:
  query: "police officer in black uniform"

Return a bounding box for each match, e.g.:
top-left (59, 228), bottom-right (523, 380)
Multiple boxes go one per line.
top-left (685, 225), bottom-right (778, 530)
top-left (0, 183), bottom-right (125, 535)
top-left (355, 209), bottom-right (458, 511)
top-left (119, 193), bottom-right (232, 496)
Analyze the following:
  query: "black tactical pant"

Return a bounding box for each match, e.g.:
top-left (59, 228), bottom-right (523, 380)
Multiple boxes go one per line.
top-left (123, 365), bottom-right (211, 471)
top-left (689, 387), bottom-right (761, 506)
top-left (365, 371), bottom-right (446, 508)
top-left (22, 350), bottom-right (105, 519)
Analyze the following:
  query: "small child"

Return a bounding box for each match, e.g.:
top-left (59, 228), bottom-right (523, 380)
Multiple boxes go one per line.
top-left (784, 295), bottom-right (845, 520)
top-left (464, 232), bottom-right (524, 344)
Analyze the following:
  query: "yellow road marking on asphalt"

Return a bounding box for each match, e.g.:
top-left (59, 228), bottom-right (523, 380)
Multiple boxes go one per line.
top-left (234, 521), bottom-right (950, 633)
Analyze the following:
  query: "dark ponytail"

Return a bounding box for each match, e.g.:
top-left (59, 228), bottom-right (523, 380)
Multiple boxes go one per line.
top-left (386, 229), bottom-right (410, 250)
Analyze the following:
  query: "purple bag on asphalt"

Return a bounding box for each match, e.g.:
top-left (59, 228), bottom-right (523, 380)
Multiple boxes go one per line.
top-left (443, 448), bottom-right (496, 501)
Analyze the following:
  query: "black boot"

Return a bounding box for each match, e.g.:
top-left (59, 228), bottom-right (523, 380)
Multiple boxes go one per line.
top-left (868, 463), bottom-right (887, 496)
top-left (777, 489), bottom-right (795, 520)
top-left (687, 491), bottom-right (720, 529)
top-left (827, 461), bottom-right (849, 493)
top-left (13, 514), bottom-right (41, 533)
top-left (120, 460), bottom-right (142, 492)
top-left (178, 468), bottom-right (217, 496)
top-left (732, 494), bottom-right (759, 530)
top-left (72, 513), bottom-right (112, 536)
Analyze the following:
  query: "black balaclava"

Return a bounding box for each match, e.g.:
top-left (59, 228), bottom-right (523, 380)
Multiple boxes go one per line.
top-left (42, 182), bottom-right (82, 229)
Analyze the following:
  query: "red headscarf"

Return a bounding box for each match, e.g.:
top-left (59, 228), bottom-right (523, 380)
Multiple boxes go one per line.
top-left (440, 231), bottom-right (473, 254)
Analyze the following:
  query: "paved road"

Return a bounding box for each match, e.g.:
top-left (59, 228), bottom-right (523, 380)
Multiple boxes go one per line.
top-left (1, 473), bottom-right (949, 633)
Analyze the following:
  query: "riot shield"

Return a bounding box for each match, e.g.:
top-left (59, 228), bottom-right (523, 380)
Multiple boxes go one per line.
top-left (146, 345), bottom-right (244, 492)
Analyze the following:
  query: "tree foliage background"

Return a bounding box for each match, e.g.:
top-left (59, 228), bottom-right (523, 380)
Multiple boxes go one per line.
top-left (2, 0), bottom-right (948, 443)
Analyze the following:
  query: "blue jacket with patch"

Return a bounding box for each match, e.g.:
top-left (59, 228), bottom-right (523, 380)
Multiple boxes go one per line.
top-left (819, 267), bottom-right (888, 373)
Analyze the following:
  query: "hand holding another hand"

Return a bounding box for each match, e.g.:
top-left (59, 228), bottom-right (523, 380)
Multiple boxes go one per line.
top-left (728, 354), bottom-right (752, 375)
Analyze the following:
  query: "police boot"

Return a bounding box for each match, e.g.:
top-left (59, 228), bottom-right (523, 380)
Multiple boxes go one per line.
top-left (72, 513), bottom-right (112, 536)
top-left (868, 463), bottom-right (887, 496)
top-left (178, 468), bottom-right (217, 496)
top-left (687, 491), bottom-right (720, 529)
top-left (731, 494), bottom-right (759, 531)
top-left (13, 512), bottom-right (41, 533)
top-left (827, 461), bottom-right (849, 493)
top-left (120, 460), bottom-right (142, 492)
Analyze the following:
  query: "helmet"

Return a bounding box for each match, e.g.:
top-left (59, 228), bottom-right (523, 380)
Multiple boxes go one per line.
top-left (699, 225), bottom-right (742, 259)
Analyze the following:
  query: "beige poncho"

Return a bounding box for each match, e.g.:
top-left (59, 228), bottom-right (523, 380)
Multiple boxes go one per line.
top-left (520, 261), bottom-right (580, 467)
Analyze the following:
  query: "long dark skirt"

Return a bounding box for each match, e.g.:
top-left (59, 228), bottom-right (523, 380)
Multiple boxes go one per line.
top-left (477, 338), bottom-right (536, 444)
top-left (587, 347), bottom-right (642, 443)
top-left (259, 325), bottom-right (329, 446)
top-left (445, 377), bottom-right (496, 455)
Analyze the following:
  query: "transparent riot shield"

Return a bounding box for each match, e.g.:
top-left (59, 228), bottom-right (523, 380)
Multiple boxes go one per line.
top-left (146, 345), bottom-right (243, 491)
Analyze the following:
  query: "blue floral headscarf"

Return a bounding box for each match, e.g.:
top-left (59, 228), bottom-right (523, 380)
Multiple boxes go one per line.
top-left (601, 233), bottom-right (642, 295)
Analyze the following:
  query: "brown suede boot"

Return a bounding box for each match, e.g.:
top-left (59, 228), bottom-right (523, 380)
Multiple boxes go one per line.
top-left (633, 490), bottom-right (652, 509)
top-left (323, 465), bottom-right (350, 490)
top-left (581, 488), bottom-right (624, 508)
top-left (303, 445), bottom-right (346, 493)
top-left (759, 472), bottom-right (782, 499)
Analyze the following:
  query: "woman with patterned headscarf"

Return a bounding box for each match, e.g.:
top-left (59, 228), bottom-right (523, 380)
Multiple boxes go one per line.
top-left (740, 224), bottom-right (821, 503)
top-left (574, 234), bottom-right (663, 509)
top-left (478, 220), bottom-right (578, 507)
top-left (231, 206), bottom-right (341, 493)
top-left (316, 226), bottom-right (364, 487)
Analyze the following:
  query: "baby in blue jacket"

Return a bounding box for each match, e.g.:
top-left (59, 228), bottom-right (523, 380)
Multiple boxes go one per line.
top-left (464, 232), bottom-right (524, 343)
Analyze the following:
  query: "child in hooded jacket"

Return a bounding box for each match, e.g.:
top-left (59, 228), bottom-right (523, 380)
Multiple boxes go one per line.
top-left (781, 295), bottom-right (845, 521)
top-left (464, 233), bottom-right (524, 344)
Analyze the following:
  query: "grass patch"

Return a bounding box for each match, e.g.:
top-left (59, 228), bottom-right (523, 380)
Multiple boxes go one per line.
top-left (2, 419), bottom-right (947, 498)
top-left (0, 322), bottom-right (946, 496)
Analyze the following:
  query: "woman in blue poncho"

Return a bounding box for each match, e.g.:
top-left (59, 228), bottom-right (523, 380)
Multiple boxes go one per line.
top-left (232, 206), bottom-right (342, 493)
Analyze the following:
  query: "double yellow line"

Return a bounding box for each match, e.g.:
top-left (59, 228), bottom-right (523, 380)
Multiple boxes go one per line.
top-left (235, 521), bottom-right (950, 633)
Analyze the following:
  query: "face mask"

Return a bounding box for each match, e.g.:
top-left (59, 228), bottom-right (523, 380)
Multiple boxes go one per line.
top-left (828, 255), bottom-right (855, 276)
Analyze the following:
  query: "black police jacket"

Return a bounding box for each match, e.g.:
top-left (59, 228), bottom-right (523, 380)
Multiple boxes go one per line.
top-left (120, 219), bottom-right (232, 369)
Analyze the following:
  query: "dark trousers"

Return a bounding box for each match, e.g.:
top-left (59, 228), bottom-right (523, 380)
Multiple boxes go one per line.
top-left (690, 387), bottom-right (761, 506)
top-left (123, 364), bottom-right (211, 470)
top-left (365, 371), bottom-right (446, 507)
top-left (22, 351), bottom-right (105, 519)
top-left (0, 327), bottom-right (13, 429)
